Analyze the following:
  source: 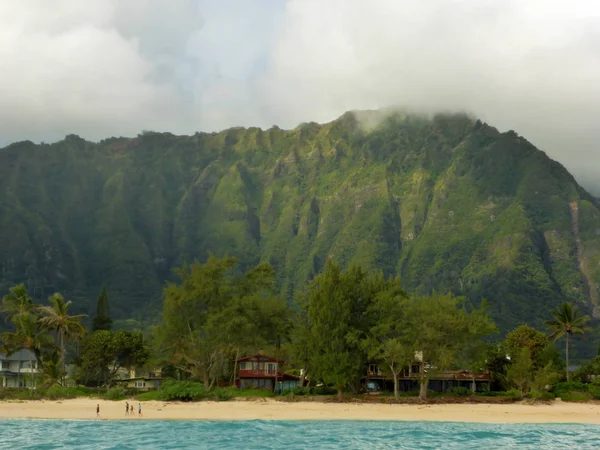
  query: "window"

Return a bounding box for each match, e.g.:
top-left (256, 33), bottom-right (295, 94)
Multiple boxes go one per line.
top-left (240, 362), bottom-right (248, 370)
top-left (134, 381), bottom-right (146, 388)
top-left (266, 363), bottom-right (276, 374)
top-left (0, 361), bottom-right (8, 370)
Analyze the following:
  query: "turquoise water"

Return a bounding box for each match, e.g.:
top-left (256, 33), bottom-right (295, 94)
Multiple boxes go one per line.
top-left (1, 420), bottom-right (599, 449)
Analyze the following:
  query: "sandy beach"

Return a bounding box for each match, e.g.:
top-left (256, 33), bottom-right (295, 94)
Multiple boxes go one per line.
top-left (0, 398), bottom-right (599, 423)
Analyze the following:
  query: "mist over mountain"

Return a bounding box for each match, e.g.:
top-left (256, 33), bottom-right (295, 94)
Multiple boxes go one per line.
top-left (1, 110), bottom-right (598, 336)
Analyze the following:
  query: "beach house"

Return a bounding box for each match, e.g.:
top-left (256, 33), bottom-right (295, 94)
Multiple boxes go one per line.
top-left (113, 368), bottom-right (162, 391)
top-left (364, 362), bottom-right (490, 393)
top-left (0, 349), bottom-right (38, 388)
top-left (235, 353), bottom-right (301, 392)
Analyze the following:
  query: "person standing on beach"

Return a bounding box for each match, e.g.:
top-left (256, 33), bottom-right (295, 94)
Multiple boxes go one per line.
top-left (138, 402), bottom-right (142, 417)
top-left (126, 401), bottom-right (129, 416)
top-left (96, 404), bottom-right (100, 418)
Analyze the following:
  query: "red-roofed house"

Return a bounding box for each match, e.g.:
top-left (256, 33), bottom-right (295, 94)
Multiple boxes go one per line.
top-left (235, 354), bottom-right (301, 392)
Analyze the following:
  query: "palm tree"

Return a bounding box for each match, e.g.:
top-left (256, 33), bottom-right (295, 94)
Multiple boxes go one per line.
top-left (1, 313), bottom-right (53, 388)
top-left (37, 293), bottom-right (87, 379)
top-left (546, 302), bottom-right (591, 381)
top-left (0, 284), bottom-right (34, 323)
top-left (39, 351), bottom-right (63, 388)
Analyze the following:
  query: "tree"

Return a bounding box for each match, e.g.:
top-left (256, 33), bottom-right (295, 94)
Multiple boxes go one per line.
top-left (0, 313), bottom-right (53, 388)
top-left (365, 284), bottom-right (411, 399)
top-left (38, 351), bottom-right (63, 388)
top-left (158, 256), bottom-right (290, 389)
top-left (506, 347), bottom-right (533, 395)
top-left (546, 302), bottom-right (591, 381)
top-left (504, 325), bottom-right (550, 370)
top-left (403, 294), bottom-right (496, 400)
top-left (38, 293), bottom-right (87, 379)
top-left (76, 330), bottom-right (149, 387)
top-left (0, 284), bottom-right (34, 324)
top-left (299, 260), bottom-right (396, 400)
top-left (92, 287), bottom-right (112, 331)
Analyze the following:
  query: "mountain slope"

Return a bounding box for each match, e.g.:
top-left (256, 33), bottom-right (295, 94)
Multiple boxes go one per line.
top-left (1, 111), bottom-right (599, 332)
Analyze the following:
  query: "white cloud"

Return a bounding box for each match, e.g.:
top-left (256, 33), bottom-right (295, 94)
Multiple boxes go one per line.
top-left (257, 0), bottom-right (600, 193)
top-left (0, 0), bottom-right (599, 193)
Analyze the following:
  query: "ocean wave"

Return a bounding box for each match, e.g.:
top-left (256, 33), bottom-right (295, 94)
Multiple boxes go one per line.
top-left (1, 420), bottom-right (599, 449)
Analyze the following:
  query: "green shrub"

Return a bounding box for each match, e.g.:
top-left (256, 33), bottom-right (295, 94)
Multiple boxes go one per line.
top-left (527, 390), bottom-right (555, 401)
top-left (158, 380), bottom-right (207, 401)
top-left (231, 388), bottom-right (275, 398)
top-left (506, 389), bottom-right (523, 400)
top-left (553, 381), bottom-right (587, 396)
top-left (313, 386), bottom-right (337, 396)
top-left (478, 391), bottom-right (509, 397)
top-left (0, 388), bottom-right (42, 400)
top-left (560, 392), bottom-right (590, 402)
top-left (213, 388), bottom-right (233, 402)
top-left (105, 385), bottom-right (127, 401)
top-left (45, 385), bottom-right (78, 400)
top-left (291, 387), bottom-right (311, 396)
top-left (136, 390), bottom-right (162, 401)
top-left (587, 385), bottom-right (600, 400)
top-left (449, 387), bottom-right (472, 397)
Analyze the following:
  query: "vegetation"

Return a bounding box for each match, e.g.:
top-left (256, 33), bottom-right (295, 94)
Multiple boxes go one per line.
top-left (0, 111), bottom-right (598, 342)
top-left (546, 302), bottom-right (591, 380)
top-left (75, 330), bottom-right (149, 387)
top-left (92, 287), bottom-right (113, 332)
top-left (1, 255), bottom-right (600, 403)
top-left (37, 293), bottom-right (87, 382)
top-left (156, 256), bottom-right (289, 390)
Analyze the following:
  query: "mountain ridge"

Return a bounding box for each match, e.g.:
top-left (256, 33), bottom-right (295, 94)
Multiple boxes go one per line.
top-left (1, 110), bottom-right (599, 335)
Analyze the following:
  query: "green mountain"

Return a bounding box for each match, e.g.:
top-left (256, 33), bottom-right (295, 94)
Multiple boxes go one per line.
top-left (1, 110), bottom-right (599, 333)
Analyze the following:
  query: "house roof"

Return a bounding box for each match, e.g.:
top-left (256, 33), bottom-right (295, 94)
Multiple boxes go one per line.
top-left (237, 354), bottom-right (285, 363)
top-left (0, 349), bottom-right (35, 361)
top-left (114, 377), bottom-right (162, 382)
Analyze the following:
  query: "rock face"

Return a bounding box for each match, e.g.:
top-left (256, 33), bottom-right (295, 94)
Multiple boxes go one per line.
top-left (0, 111), bottom-right (599, 331)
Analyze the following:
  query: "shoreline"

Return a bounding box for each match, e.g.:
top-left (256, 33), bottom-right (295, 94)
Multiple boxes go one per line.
top-left (1, 399), bottom-right (600, 424)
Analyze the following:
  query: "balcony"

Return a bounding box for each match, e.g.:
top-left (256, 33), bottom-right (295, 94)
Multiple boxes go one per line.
top-left (239, 368), bottom-right (282, 378)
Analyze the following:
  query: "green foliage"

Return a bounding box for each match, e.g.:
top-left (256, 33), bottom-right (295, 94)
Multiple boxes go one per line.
top-left (587, 384), bottom-right (600, 400)
top-left (560, 392), bottom-right (590, 402)
top-left (299, 260), bottom-right (395, 399)
top-left (449, 386), bottom-right (472, 397)
top-left (527, 390), bottom-right (555, 401)
top-left (157, 256), bottom-right (289, 389)
top-left (155, 380), bottom-right (208, 401)
top-left (93, 287), bottom-right (113, 331)
top-left (553, 381), bottom-right (587, 396)
top-left (213, 388), bottom-right (233, 401)
top-left (531, 362), bottom-right (562, 392)
top-left (506, 348), bottom-right (533, 395)
top-left (506, 389), bottom-right (523, 400)
top-left (44, 385), bottom-right (86, 400)
top-left (0, 111), bottom-right (598, 339)
top-left (504, 325), bottom-right (550, 369)
top-left (104, 385), bottom-right (127, 401)
top-left (546, 302), bottom-right (591, 380)
top-left (37, 292), bottom-right (87, 380)
top-left (312, 386), bottom-right (338, 396)
top-left (402, 293), bottom-right (496, 399)
top-left (552, 381), bottom-right (592, 402)
top-left (76, 330), bottom-right (150, 387)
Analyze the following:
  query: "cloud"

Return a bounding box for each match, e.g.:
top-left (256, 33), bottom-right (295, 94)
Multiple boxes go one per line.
top-left (0, 0), bottom-right (202, 143)
top-left (0, 0), bottom-right (599, 193)
top-left (258, 0), bottom-right (600, 193)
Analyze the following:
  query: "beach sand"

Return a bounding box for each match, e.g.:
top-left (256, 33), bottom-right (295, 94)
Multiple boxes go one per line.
top-left (1, 398), bottom-right (600, 423)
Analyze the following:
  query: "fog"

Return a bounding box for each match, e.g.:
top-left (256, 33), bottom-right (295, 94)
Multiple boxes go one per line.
top-left (1, 0), bottom-right (598, 193)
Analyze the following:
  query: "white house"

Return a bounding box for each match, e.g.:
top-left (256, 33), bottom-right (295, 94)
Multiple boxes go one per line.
top-left (0, 350), bottom-right (38, 388)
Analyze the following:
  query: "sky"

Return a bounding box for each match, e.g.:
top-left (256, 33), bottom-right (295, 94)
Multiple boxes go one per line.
top-left (0, 0), bottom-right (598, 193)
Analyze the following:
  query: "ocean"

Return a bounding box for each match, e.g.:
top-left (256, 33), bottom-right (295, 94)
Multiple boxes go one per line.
top-left (1, 419), bottom-right (598, 449)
